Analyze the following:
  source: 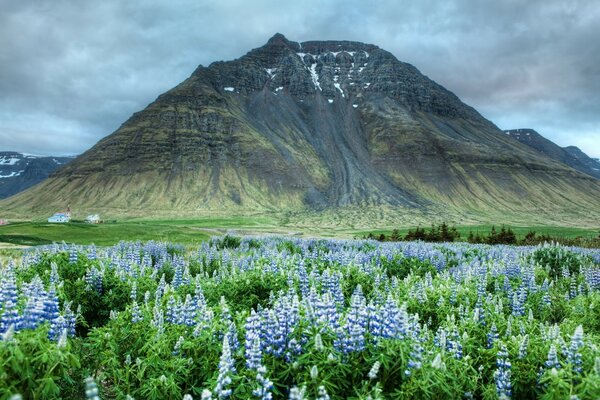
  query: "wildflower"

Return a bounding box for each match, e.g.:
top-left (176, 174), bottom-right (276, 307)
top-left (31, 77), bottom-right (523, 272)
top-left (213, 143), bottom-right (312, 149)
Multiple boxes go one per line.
top-left (252, 365), bottom-right (273, 400)
top-left (289, 386), bottom-right (306, 400)
top-left (368, 361), bottom-right (381, 379)
top-left (567, 325), bottom-right (584, 374)
top-left (518, 335), bottom-right (529, 359)
top-left (310, 365), bottom-right (318, 380)
top-left (84, 377), bottom-right (100, 400)
top-left (214, 334), bottom-right (235, 399)
top-left (173, 336), bottom-right (184, 356)
top-left (431, 353), bottom-right (445, 370)
top-left (316, 386), bottom-right (330, 400)
top-left (545, 344), bottom-right (560, 370)
top-left (201, 389), bottom-right (213, 400)
top-left (494, 344), bottom-right (512, 399)
top-left (314, 333), bottom-right (324, 351)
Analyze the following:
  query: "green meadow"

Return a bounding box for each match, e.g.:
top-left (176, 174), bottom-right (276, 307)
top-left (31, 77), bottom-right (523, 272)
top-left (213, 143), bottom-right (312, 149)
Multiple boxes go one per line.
top-left (0, 216), bottom-right (597, 246)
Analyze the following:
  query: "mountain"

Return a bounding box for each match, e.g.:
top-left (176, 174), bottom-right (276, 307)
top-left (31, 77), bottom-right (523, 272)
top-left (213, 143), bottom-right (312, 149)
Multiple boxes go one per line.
top-left (0, 152), bottom-right (73, 199)
top-left (505, 129), bottom-right (600, 179)
top-left (2, 34), bottom-right (599, 225)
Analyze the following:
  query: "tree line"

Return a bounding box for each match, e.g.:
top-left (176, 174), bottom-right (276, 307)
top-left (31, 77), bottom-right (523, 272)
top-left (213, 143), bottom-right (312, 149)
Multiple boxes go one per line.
top-left (363, 223), bottom-right (600, 247)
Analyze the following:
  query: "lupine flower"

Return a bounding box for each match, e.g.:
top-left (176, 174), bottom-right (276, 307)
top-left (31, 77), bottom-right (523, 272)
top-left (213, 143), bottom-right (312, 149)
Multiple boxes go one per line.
top-left (368, 361), bottom-right (381, 379)
top-left (173, 336), bottom-right (185, 356)
top-left (131, 302), bottom-right (143, 323)
top-left (567, 325), bottom-right (584, 374)
top-left (545, 344), bottom-right (560, 370)
top-left (518, 335), bottom-right (529, 359)
top-left (246, 333), bottom-right (262, 370)
top-left (487, 324), bottom-right (499, 349)
top-left (214, 334), bottom-right (235, 399)
top-left (405, 341), bottom-right (424, 376)
top-left (201, 390), bottom-right (213, 400)
top-left (252, 365), bottom-right (273, 400)
top-left (69, 247), bottom-right (78, 264)
top-left (494, 344), bottom-right (512, 399)
top-left (84, 377), bottom-right (100, 400)
top-left (316, 386), bottom-right (330, 400)
top-left (288, 386), bottom-right (306, 400)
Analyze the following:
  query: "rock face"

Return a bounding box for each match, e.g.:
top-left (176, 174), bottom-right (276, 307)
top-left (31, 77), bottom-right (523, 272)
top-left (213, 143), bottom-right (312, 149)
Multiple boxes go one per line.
top-left (505, 129), bottom-right (600, 179)
top-left (2, 34), bottom-right (600, 223)
top-left (0, 152), bottom-right (73, 199)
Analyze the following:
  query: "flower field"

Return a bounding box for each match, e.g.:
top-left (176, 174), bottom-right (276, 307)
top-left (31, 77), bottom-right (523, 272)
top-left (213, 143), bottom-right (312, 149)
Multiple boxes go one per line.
top-left (1, 236), bottom-right (600, 399)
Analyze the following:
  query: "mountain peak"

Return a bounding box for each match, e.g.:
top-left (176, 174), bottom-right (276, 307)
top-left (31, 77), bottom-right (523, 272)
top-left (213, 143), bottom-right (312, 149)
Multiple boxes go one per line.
top-left (266, 33), bottom-right (291, 46)
top-left (2, 36), bottom-right (600, 222)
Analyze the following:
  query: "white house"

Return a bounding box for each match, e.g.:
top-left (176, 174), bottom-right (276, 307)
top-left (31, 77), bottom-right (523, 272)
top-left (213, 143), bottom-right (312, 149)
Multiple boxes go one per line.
top-left (85, 214), bottom-right (101, 224)
top-left (48, 212), bottom-right (71, 223)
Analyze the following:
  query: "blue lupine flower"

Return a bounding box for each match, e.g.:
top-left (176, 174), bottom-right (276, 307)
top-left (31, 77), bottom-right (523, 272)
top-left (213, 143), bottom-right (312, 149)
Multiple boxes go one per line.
top-left (131, 301), bottom-right (143, 323)
top-left (405, 341), bottom-right (424, 376)
top-left (315, 386), bottom-right (330, 400)
top-left (44, 286), bottom-right (60, 322)
top-left (252, 365), bottom-right (273, 400)
top-left (173, 336), bottom-right (184, 356)
top-left (49, 315), bottom-right (67, 341)
top-left (518, 335), bottom-right (529, 359)
top-left (69, 247), bottom-right (78, 264)
top-left (545, 344), bottom-right (560, 370)
top-left (84, 376), bottom-right (100, 400)
top-left (494, 343), bottom-right (512, 399)
top-left (288, 386), bottom-right (306, 400)
top-left (214, 333), bottom-right (235, 399)
top-left (567, 326), bottom-right (584, 374)
top-left (487, 324), bottom-right (499, 349)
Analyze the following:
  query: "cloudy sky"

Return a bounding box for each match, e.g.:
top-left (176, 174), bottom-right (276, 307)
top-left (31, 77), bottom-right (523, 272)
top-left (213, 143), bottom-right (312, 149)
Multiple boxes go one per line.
top-left (1, 0), bottom-right (599, 157)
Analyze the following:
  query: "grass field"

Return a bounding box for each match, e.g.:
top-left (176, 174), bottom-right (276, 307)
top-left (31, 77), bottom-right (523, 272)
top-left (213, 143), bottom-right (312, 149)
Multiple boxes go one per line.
top-left (0, 220), bottom-right (211, 246)
top-left (0, 216), bottom-right (598, 246)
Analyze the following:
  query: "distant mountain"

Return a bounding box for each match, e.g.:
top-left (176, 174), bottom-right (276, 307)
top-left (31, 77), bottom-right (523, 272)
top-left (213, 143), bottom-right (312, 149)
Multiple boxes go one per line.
top-left (1, 33), bottom-right (599, 225)
top-left (505, 129), bottom-right (600, 179)
top-left (0, 152), bottom-right (74, 199)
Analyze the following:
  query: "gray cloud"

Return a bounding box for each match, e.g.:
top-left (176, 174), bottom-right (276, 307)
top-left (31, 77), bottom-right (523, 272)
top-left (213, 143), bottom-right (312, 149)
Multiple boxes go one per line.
top-left (0, 0), bottom-right (599, 157)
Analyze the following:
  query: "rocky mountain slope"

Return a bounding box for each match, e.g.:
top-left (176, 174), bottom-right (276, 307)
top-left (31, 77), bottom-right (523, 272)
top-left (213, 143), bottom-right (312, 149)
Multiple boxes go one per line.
top-left (0, 152), bottom-right (73, 199)
top-left (505, 129), bottom-right (600, 179)
top-left (2, 34), bottom-right (599, 225)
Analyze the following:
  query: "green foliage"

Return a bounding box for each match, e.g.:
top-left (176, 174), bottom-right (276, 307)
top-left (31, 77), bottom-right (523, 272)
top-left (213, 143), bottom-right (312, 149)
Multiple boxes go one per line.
top-left (529, 244), bottom-right (586, 280)
top-left (0, 328), bottom-right (81, 399)
top-left (2, 236), bottom-right (600, 399)
top-left (381, 256), bottom-right (437, 280)
top-left (215, 234), bottom-right (242, 250)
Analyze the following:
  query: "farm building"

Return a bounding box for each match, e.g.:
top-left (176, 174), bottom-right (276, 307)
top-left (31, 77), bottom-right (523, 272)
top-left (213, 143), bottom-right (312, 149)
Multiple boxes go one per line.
top-left (85, 214), bottom-right (101, 224)
top-left (48, 212), bottom-right (71, 223)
